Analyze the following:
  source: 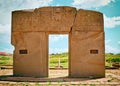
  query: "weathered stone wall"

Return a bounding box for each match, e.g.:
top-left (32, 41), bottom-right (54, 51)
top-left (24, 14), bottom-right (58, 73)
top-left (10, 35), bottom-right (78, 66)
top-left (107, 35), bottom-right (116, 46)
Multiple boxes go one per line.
top-left (12, 32), bottom-right (48, 77)
top-left (70, 32), bottom-right (105, 77)
top-left (12, 6), bottom-right (105, 77)
top-left (69, 9), bottom-right (105, 77)
top-left (12, 7), bottom-right (76, 32)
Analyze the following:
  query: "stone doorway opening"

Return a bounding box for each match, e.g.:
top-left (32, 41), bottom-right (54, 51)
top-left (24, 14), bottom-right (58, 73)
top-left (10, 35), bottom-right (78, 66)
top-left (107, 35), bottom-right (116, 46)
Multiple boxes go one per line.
top-left (48, 34), bottom-right (69, 77)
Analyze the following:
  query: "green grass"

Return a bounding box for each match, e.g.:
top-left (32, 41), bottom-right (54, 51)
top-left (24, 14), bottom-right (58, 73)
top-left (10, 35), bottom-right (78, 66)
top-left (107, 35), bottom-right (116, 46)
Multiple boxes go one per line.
top-left (105, 62), bottom-right (112, 67)
top-left (49, 53), bottom-right (120, 68)
top-left (105, 53), bottom-right (120, 62)
top-left (105, 53), bottom-right (120, 67)
top-left (0, 56), bottom-right (13, 65)
top-left (0, 53), bottom-right (120, 68)
top-left (49, 52), bottom-right (68, 68)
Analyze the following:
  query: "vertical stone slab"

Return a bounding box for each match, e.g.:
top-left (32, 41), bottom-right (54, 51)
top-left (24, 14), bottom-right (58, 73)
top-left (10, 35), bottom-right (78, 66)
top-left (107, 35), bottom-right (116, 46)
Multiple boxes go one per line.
top-left (69, 9), bottom-right (105, 78)
top-left (69, 31), bottom-right (105, 77)
top-left (12, 32), bottom-right (48, 77)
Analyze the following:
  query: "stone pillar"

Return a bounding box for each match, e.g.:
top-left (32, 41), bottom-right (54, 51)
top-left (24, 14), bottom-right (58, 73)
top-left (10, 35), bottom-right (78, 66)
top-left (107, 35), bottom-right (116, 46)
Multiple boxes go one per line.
top-left (69, 9), bottom-right (105, 78)
top-left (12, 32), bottom-right (48, 77)
top-left (12, 10), bottom-right (48, 77)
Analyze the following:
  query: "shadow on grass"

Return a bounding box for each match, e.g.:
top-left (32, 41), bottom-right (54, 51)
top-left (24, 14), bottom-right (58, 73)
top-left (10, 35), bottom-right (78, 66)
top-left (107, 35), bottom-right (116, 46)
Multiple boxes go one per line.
top-left (0, 74), bottom-right (103, 82)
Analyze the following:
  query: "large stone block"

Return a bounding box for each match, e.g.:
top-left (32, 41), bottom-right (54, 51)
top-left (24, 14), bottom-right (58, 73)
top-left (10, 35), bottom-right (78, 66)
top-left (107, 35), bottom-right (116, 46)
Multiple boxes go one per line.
top-left (12, 6), bottom-right (76, 32)
top-left (12, 6), bottom-right (105, 78)
top-left (13, 32), bottom-right (48, 77)
top-left (72, 9), bottom-right (104, 32)
top-left (69, 31), bottom-right (105, 77)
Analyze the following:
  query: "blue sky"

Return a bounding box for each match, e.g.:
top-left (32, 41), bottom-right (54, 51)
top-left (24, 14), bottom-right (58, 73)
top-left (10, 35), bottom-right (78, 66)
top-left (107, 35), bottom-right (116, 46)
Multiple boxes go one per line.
top-left (0, 0), bottom-right (120, 54)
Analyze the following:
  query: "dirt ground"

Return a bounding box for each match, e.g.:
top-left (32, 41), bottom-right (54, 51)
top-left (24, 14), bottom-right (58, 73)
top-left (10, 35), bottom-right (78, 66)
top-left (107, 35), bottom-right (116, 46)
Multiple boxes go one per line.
top-left (0, 69), bottom-right (120, 86)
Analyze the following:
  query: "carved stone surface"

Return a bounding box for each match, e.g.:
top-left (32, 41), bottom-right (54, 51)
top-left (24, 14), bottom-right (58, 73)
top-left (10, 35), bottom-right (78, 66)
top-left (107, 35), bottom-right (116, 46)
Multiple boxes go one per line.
top-left (12, 6), bottom-right (105, 77)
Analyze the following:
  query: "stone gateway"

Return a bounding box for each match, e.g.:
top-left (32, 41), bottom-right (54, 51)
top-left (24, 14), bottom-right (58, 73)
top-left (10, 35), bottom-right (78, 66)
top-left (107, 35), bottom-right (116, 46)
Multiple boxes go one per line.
top-left (11, 6), bottom-right (105, 78)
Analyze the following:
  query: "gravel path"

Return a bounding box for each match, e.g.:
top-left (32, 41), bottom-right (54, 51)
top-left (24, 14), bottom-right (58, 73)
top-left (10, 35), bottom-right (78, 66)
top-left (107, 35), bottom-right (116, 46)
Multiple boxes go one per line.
top-left (0, 69), bottom-right (120, 85)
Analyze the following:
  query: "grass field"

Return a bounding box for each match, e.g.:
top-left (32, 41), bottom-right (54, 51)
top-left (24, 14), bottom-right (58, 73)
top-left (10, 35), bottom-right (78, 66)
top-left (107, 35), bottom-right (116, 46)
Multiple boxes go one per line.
top-left (0, 53), bottom-right (120, 68)
top-left (0, 55), bottom-right (13, 65)
top-left (105, 53), bottom-right (120, 67)
top-left (49, 53), bottom-right (68, 68)
top-left (0, 53), bottom-right (120, 85)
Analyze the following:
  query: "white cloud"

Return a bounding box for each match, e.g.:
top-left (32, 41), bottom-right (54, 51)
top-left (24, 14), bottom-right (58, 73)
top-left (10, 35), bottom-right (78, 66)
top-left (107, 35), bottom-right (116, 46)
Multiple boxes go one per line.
top-left (49, 48), bottom-right (68, 54)
top-left (0, 24), bottom-right (11, 44)
top-left (0, 0), bottom-right (53, 24)
top-left (0, 0), bottom-right (53, 11)
top-left (104, 15), bottom-right (120, 28)
top-left (3, 47), bottom-right (14, 54)
top-left (105, 40), bottom-right (120, 54)
top-left (49, 35), bottom-right (68, 42)
top-left (72, 0), bottom-right (115, 8)
top-left (0, 24), bottom-right (11, 34)
top-left (56, 4), bottom-right (60, 6)
top-left (72, 0), bottom-right (120, 28)
top-left (118, 41), bottom-right (120, 44)
top-left (105, 45), bottom-right (120, 54)
top-left (0, 24), bottom-right (14, 53)
top-left (105, 39), bottom-right (111, 44)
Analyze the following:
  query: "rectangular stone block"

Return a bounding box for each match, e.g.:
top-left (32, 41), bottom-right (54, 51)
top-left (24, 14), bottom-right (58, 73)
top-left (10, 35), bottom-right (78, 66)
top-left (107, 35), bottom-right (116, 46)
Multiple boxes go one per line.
top-left (69, 31), bottom-right (105, 78)
top-left (13, 32), bottom-right (48, 77)
top-left (12, 6), bottom-right (76, 32)
top-left (72, 9), bottom-right (104, 32)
